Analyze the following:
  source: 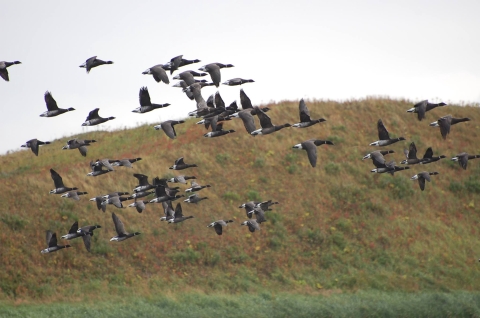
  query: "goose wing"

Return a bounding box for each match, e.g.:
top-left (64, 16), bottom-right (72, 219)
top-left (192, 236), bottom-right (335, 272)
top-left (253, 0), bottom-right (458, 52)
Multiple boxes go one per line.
top-left (377, 119), bottom-right (390, 140)
top-left (50, 169), bottom-right (65, 189)
top-left (240, 89), bottom-right (253, 109)
top-left (44, 91), bottom-right (59, 111)
top-left (86, 108), bottom-right (100, 121)
top-left (299, 99), bottom-right (311, 122)
top-left (112, 212), bottom-right (127, 236)
top-left (139, 87), bottom-right (152, 106)
top-left (256, 107), bottom-right (273, 128)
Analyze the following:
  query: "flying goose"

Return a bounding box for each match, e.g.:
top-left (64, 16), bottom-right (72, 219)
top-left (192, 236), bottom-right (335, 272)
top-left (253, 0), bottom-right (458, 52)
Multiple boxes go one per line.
top-left (62, 139), bottom-right (96, 157)
top-left (61, 191), bottom-right (88, 201)
top-left (172, 79), bottom-right (208, 100)
top-left (142, 64), bottom-right (169, 84)
top-left (160, 201), bottom-right (175, 221)
top-left (208, 220), bottom-right (234, 235)
top-left (110, 213), bottom-right (141, 242)
top-left (451, 153), bottom-right (480, 170)
top-left (198, 63), bottom-right (234, 87)
top-left (169, 157), bottom-right (198, 170)
top-left (89, 196), bottom-right (106, 212)
top-left (149, 179), bottom-right (184, 204)
top-left (241, 219), bottom-right (260, 232)
top-left (102, 196), bottom-right (132, 209)
top-left (173, 70), bottom-right (207, 87)
top-left (222, 78), bottom-right (254, 86)
top-left (420, 147), bottom-right (446, 165)
top-left (168, 203), bottom-right (193, 223)
top-left (61, 221), bottom-right (101, 252)
top-left (21, 139), bottom-right (50, 156)
top-left (164, 55), bottom-right (201, 74)
top-left (292, 139), bottom-right (334, 167)
top-left (0, 60), bottom-right (21, 81)
top-left (39, 91), bottom-right (75, 117)
top-left (251, 107), bottom-right (291, 136)
top-left (132, 87), bottom-right (170, 113)
top-left (203, 122), bottom-right (235, 138)
top-left (292, 99), bottom-right (326, 128)
top-left (82, 108), bottom-right (115, 126)
top-left (87, 160), bottom-right (113, 177)
top-left (102, 192), bottom-right (130, 199)
top-left (168, 175), bottom-right (196, 184)
top-left (400, 142), bottom-right (423, 165)
top-left (185, 181), bottom-right (211, 193)
top-left (112, 158), bottom-right (142, 168)
top-left (430, 115), bottom-right (471, 140)
top-left (184, 193), bottom-right (208, 204)
top-left (49, 169), bottom-right (78, 194)
top-left (255, 200), bottom-right (279, 211)
top-left (407, 100), bottom-right (447, 121)
top-left (133, 174), bottom-right (156, 192)
top-left (79, 56), bottom-right (113, 73)
top-left (153, 120), bottom-right (185, 139)
top-left (371, 161), bottom-right (410, 175)
top-left (369, 119), bottom-right (405, 146)
top-left (362, 150), bottom-right (395, 161)
top-left (128, 199), bottom-right (150, 213)
top-left (230, 109), bottom-right (257, 134)
top-left (247, 207), bottom-right (267, 223)
top-left (41, 231), bottom-right (71, 254)
top-left (130, 190), bottom-right (154, 199)
top-left (411, 172), bottom-right (439, 191)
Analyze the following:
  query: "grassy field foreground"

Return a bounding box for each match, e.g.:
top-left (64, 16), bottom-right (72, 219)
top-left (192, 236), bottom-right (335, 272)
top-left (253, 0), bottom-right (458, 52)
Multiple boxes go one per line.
top-left (1, 291), bottom-right (480, 318)
top-left (1, 98), bottom-right (480, 303)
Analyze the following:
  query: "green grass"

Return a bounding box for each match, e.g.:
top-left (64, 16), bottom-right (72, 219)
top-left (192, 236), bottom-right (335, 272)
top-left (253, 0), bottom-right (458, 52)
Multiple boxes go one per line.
top-left (1, 98), bottom-right (480, 302)
top-left (2, 292), bottom-right (480, 318)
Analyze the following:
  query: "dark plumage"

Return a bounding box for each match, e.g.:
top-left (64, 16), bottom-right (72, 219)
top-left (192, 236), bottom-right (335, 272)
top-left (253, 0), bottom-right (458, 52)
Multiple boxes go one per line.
top-left (21, 139), bottom-right (50, 156)
top-left (369, 119), bottom-right (405, 146)
top-left (407, 100), bottom-right (447, 121)
top-left (79, 56), bottom-right (113, 73)
top-left (61, 221), bottom-right (101, 252)
top-left (198, 63), bottom-right (234, 87)
top-left (420, 147), bottom-right (446, 165)
top-left (167, 203), bottom-right (193, 223)
top-left (0, 61), bottom-right (21, 81)
top-left (169, 157), bottom-right (198, 170)
top-left (164, 55), bottom-right (201, 74)
top-left (112, 158), bottom-right (142, 168)
top-left (411, 172), bottom-right (439, 191)
top-left (401, 142), bottom-right (423, 165)
top-left (241, 219), bottom-right (260, 232)
top-left (62, 139), bottom-right (96, 157)
top-left (39, 91), bottom-right (75, 117)
top-left (110, 213), bottom-right (140, 242)
top-left (154, 120), bottom-right (185, 139)
top-left (430, 115), bottom-right (471, 140)
top-left (203, 122), bottom-right (235, 138)
top-left (184, 194), bottom-right (208, 204)
top-left (292, 99), bottom-right (326, 128)
top-left (208, 220), bottom-right (233, 235)
top-left (41, 231), bottom-right (71, 254)
top-left (61, 191), bottom-right (88, 200)
top-left (222, 78), bottom-right (254, 86)
top-left (49, 169), bottom-right (78, 194)
top-left (451, 153), bottom-right (480, 170)
top-left (362, 150), bottom-right (395, 161)
top-left (292, 139), bottom-right (334, 167)
top-left (132, 87), bottom-right (170, 113)
top-left (82, 108), bottom-right (115, 126)
top-left (142, 64), bottom-right (169, 84)
top-left (251, 107), bottom-right (291, 136)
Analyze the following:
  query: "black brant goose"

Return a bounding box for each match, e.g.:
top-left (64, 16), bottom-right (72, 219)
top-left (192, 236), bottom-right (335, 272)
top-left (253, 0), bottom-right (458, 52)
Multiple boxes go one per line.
top-left (79, 56), bottom-right (113, 73)
top-left (292, 139), bottom-right (334, 167)
top-left (222, 78), bottom-right (255, 86)
top-left (185, 181), bottom-right (211, 193)
top-left (41, 231), bottom-right (71, 254)
top-left (430, 115), bottom-right (471, 140)
top-left (407, 100), bottom-right (447, 121)
top-left (168, 203), bottom-right (193, 223)
top-left (451, 153), bottom-right (480, 170)
top-left (62, 139), bottom-right (96, 157)
top-left (203, 122), bottom-right (235, 138)
top-left (168, 175), bottom-right (196, 184)
top-left (49, 169), bottom-right (78, 194)
top-left (184, 194), bottom-right (208, 204)
top-left (198, 63), bottom-right (234, 87)
top-left (112, 158), bottom-right (142, 168)
top-left (362, 150), bottom-right (395, 161)
top-left (164, 55), bottom-right (201, 74)
top-left (154, 120), bottom-right (185, 139)
top-left (39, 91), bottom-right (75, 117)
top-left (21, 139), bottom-right (50, 156)
top-left (292, 99), bottom-right (326, 128)
top-left (208, 220), bottom-right (234, 235)
top-left (110, 213), bottom-right (141, 242)
top-left (0, 61), bottom-right (21, 81)
top-left (401, 142), bottom-right (423, 165)
top-left (82, 108), bottom-right (115, 126)
top-left (169, 157), bottom-right (198, 170)
top-left (61, 191), bottom-right (88, 201)
top-left (241, 219), bottom-right (260, 232)
top-left (61, 221), bottom-right (101, 252)
top-left (132, 87), bottom-right (170, 113)
top-left (142, 64), bottom-right (169, 84)
top-left (251, 107), bottom-right (291, 136)
top-left (411, 172), bottom-right (439, 191)
top-left (420, 147), bottom-right (446, 165)
top-left (369, 119), bottom-right (405, 146)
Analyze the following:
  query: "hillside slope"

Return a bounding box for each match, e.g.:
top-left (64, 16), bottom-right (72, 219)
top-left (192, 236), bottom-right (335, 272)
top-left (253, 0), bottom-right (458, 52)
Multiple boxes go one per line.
top-left (1, 98), bottom-right (480, 302)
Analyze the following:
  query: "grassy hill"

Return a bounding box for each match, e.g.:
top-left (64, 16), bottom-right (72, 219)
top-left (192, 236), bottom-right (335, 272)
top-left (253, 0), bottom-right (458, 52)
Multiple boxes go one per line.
top-left (1, 97), bottom-right (480, 303)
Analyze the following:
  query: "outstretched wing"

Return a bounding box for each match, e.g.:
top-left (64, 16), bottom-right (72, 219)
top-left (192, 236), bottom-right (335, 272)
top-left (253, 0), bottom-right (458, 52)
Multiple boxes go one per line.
top-left (44, 91), bottom-right (59, 111)
top-left (112, 213), bottom-right (126, 236)
top-left (50, 169), bottom-right (65, 189)
top-left (377, 119), bottom-right (390, 140)
top-left (139, 87), bottom-right (152, 106)
top-left (299, 99), bottom-right (311, 122)
top-left (86, 108), bottom-right (100, 121)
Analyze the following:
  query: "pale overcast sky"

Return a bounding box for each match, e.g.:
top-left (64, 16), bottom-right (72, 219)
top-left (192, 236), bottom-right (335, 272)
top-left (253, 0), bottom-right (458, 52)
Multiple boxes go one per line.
top-left (1, 0), bottom-right (479, 154)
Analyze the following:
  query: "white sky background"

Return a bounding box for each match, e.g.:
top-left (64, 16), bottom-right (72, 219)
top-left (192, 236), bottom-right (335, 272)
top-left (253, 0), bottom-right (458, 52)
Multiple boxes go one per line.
top-left (1, 0), bottom-right (479, 154)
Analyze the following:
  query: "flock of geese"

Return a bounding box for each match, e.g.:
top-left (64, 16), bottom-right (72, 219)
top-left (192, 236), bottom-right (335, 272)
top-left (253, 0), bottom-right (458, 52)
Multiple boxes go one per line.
top-left (1, 55), bottom-right (476, 255)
